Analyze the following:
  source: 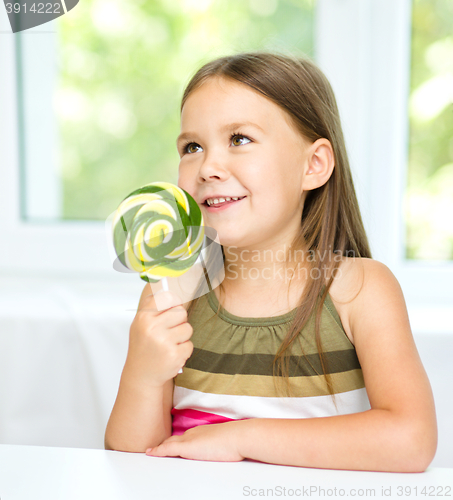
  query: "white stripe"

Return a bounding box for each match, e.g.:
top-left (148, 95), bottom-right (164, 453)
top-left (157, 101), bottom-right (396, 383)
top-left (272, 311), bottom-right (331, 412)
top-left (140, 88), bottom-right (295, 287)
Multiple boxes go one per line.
top-left (173, 386), bottom-right (371, 419)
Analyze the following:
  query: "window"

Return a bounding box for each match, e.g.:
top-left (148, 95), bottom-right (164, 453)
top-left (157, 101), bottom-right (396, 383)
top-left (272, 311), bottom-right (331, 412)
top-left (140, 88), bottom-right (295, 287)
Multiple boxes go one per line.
top-left (315, 0), bottom-right (452, 311)
top-left (19, 0), bottom-right (316, 221)
top-left (405, 0), bottom-right (453, 261)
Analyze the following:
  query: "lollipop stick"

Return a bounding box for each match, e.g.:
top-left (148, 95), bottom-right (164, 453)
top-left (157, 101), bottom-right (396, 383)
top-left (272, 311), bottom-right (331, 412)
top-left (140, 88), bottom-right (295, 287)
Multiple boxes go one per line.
top-left (161, 277), bottom-right (169, 292)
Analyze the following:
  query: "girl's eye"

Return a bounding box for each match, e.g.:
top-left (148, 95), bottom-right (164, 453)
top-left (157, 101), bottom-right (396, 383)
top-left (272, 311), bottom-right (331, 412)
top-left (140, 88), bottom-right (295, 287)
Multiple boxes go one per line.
top-left (182, 134), bottom-right (251, 155)
top-left (184, 143), bottom-right (203, 154)
top-left (231, 134), bottom-right (251, 147)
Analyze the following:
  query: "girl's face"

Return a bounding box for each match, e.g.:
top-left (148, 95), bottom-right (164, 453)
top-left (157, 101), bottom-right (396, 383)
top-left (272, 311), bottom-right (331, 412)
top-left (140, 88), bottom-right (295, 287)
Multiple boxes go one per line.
top-left (177, 77), bottom-right (312, 250)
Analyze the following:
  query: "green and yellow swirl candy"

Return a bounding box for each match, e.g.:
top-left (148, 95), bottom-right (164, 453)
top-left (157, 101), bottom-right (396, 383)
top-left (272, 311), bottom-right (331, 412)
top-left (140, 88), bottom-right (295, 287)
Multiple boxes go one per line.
top-left (112, 182), bottom-right (204, 283)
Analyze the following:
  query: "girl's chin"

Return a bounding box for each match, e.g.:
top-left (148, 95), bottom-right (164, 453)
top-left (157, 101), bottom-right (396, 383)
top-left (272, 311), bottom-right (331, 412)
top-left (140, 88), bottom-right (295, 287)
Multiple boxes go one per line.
top-left (210, 226), bottom-right (260, 248)
top-left (214, 238), bottom-right (236, 248)
top-left (204, 227), bottom-right (244, 248)
top-left (218, 240), bottom-right (252, 250)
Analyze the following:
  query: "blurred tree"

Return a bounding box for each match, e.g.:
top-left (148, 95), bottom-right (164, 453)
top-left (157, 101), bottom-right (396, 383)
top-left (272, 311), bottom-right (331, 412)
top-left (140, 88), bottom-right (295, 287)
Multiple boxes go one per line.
top-left (405, 0), bottom-right (453, 260)
top-left (55, 0), bottom-right (315, 220)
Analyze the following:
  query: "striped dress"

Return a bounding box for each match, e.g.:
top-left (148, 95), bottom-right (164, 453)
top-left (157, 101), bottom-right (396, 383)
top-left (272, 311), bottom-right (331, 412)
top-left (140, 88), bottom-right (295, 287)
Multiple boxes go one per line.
top-left (171, 288), bottom-right (370, 435)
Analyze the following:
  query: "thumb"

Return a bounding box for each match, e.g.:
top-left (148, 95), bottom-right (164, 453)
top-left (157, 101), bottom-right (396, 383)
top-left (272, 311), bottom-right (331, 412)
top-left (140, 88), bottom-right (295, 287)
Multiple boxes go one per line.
top-left (146, 439), bottom-right (180, 457)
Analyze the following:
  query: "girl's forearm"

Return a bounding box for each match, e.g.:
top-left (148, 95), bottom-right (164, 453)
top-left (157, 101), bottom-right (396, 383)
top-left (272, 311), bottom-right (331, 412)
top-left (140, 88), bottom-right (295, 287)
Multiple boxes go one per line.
top-left (235, 409), bottom-right (436, 472)
top-left (104, 372), bottom-right (172, 453)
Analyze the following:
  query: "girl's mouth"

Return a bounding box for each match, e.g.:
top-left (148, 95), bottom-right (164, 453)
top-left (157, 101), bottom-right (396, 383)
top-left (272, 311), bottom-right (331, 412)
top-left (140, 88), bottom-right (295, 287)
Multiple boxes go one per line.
top-left (204, 196), bottom-right (246, 211)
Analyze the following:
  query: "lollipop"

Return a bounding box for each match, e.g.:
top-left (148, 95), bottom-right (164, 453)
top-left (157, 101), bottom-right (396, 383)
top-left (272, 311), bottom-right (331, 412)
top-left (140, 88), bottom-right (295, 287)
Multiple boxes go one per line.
top-left (111, 182), bottom-right (204, 286)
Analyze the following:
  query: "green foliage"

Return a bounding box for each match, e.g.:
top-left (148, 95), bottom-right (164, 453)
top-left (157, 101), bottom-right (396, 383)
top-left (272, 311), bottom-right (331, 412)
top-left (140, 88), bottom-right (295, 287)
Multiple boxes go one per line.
top-left (405, 0), bottom-right (453, 260)
top-left (55, 0), bottom-right (315, 220)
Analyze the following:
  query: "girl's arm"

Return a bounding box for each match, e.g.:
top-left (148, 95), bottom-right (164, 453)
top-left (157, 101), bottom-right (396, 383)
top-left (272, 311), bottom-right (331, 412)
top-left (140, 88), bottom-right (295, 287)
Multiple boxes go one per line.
top-left (105, 284), bottom-right (193, 452)
top-left (234, 258), bottom-right (438, 471)
top-left (104, 375), bottom-right (174, 452)
top-left (148, 259), bottom-right (437, 472)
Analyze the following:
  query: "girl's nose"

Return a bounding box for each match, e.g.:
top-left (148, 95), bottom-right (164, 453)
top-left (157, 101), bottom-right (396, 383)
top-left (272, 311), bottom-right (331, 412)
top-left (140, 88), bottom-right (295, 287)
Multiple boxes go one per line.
top-left (197, 152), bottom-right (230, 183)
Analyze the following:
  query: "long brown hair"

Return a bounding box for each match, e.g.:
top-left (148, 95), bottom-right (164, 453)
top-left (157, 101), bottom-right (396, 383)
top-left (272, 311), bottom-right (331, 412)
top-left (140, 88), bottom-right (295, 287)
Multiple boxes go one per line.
top-left (182, 51), bottom-right (372, 401)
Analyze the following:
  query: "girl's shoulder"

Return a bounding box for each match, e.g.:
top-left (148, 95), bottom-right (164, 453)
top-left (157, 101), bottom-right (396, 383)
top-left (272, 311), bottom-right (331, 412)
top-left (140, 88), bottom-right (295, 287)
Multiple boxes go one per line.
top-left (328, 257), bottom-right (396, 345)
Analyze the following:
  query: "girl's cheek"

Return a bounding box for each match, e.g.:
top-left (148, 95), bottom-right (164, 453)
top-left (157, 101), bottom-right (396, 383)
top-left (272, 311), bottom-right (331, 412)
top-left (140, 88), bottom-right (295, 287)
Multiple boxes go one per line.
top-left (177, 174), bottom-right (195, 197)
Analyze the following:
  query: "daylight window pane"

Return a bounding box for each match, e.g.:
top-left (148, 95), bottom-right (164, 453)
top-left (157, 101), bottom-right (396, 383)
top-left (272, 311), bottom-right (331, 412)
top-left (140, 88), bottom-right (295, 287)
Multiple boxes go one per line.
top-left (405, 0), bottom-right (453, 260)
top-left (21, 0), bottom-right (316, 221)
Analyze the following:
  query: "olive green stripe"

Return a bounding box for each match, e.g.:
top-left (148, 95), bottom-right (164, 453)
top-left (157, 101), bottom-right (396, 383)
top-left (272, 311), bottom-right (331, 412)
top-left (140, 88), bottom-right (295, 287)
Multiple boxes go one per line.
top-left (176, 367), bottom-right (366, 397)
top-left (188, 319), bottom-right (353, 356)
top-left (189, 312), bottom-right (354, 355)
top-left (185, 348), bottom-right (361, 377)
top-left (189, 293), bottom-right (354, 356)
top-left (207, 289), bottom-right (297, 326)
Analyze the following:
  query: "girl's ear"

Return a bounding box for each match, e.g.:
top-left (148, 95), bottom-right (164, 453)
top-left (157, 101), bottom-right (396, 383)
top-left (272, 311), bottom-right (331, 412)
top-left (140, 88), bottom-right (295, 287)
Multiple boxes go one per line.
top-left (302, 138), bottom-right (335, 191)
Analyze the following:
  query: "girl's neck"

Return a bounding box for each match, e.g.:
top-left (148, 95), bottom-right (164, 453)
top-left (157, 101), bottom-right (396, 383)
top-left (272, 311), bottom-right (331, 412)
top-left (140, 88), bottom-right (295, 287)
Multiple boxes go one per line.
top-left (218, 242), bottom-right (311, 313)
top-left (222, 240), bottom-right (310, 286)
top-left (215, 264), bottom-right (308, 318)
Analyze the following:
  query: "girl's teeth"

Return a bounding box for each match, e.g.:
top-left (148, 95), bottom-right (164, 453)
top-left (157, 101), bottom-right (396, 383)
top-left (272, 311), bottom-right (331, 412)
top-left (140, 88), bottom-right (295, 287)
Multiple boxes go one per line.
top-left (207, 196), bottom-right (242, 206)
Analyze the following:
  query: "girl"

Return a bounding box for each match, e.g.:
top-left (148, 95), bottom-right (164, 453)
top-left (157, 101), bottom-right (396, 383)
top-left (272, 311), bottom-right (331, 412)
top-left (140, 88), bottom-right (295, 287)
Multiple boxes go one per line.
top-left (105, 52), bottom-right (437, 472)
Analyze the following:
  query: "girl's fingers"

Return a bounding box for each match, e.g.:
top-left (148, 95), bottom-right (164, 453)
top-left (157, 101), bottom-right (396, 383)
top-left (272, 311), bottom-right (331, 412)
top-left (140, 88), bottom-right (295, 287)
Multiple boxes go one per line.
top-left (146, 438), bottom-right (182, 457)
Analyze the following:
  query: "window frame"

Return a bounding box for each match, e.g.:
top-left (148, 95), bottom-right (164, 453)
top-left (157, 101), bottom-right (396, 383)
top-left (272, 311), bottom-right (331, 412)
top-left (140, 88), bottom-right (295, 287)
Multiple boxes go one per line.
top-left (0, 20), bottom-right (109, 278)
top-left (1, 0), bottom-right (452, 318)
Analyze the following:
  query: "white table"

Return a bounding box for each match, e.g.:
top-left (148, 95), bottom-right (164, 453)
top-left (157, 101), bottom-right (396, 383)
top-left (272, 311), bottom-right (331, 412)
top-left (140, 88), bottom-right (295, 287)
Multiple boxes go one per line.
top-left (0, 444), bottom-right (451, 500)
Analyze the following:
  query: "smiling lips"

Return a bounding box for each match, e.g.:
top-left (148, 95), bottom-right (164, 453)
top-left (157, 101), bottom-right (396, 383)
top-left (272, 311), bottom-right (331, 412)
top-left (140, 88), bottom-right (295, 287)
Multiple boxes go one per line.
top-left (205, 196), bottom-right (246, 207)
top-left (204, 196), bottom-right (246, 210)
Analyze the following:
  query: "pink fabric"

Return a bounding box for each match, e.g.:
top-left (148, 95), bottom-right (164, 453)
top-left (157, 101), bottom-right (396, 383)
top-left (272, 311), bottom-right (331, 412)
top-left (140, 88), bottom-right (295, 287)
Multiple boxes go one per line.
top-left (171, 408), bottom-right (247, 435)
top-left (171, 408), bottom-right (263, 463)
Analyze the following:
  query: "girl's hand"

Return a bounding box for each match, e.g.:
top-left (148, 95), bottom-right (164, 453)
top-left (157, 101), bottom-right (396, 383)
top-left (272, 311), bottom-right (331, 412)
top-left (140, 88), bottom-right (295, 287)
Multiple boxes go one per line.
top-left (123, 288), bottom-right (194, 389)
top-left (145, 421), bottom-right (245, 462)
